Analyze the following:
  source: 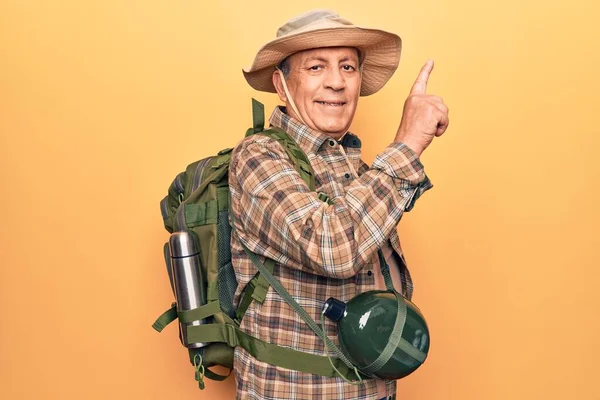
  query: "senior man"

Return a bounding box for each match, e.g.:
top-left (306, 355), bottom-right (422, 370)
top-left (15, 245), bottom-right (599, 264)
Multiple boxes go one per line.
top-left (229, 9), bottom-right (448, 400)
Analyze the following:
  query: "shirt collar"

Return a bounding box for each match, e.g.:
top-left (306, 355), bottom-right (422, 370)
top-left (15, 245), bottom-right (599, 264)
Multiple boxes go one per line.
top-left (268, 106), bottom-right (362, 155)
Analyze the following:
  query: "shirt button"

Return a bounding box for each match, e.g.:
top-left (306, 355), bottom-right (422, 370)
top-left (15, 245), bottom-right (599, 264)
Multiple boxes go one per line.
top-left (367, 270), bottom-right (372, 276)
top-left (344, 173), bottom-right (351, 179)
top-left (328, 140), bottom-right (336, 147)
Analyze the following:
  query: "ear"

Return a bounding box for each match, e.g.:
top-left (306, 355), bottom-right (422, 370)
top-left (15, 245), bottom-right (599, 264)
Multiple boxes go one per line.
top-left (272, 69), bottom-right (288, 103)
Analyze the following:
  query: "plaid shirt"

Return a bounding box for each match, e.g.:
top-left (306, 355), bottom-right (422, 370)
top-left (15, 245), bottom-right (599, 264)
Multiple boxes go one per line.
top-left (229, 107), bottom-right (432, 400)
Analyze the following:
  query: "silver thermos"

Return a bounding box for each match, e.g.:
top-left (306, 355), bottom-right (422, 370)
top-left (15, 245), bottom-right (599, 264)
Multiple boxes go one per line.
top-left (169, 231), bottom-right (208, 349)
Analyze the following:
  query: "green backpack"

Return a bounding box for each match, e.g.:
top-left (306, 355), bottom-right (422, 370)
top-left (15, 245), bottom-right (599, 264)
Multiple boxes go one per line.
top-left (152, 99), bottom-right (384, 389)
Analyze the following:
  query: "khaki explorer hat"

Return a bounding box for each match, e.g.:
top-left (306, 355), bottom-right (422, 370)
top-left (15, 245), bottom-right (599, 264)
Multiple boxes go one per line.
top-left (242, 9), bottom-right (402, 96)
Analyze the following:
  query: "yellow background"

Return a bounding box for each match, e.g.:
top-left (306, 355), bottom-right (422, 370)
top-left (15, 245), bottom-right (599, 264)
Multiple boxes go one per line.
top-left (1, 0), bottom-right (599, 399)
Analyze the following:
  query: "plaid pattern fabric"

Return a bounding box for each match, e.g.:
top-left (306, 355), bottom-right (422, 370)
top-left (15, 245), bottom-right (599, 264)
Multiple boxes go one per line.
top-left (229, 107), bottom-right (432, 400)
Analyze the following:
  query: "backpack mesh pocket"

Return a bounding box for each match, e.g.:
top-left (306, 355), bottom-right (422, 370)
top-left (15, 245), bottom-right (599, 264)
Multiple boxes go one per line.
top-left (217, 210), bottom-right (238, 319)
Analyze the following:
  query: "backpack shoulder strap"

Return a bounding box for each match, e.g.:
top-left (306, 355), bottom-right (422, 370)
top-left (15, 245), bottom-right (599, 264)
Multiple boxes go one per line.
top-left (236, 99), bottom-right (319, 321)
top-left (258, 127), bottom-right (315, 191)
top-left (245, 98), bottom-right (315, 191)
top-left (243, 98), bottom-right (265, 136)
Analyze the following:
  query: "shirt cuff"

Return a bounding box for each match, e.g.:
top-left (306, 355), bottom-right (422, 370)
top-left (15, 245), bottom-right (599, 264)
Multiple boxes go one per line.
top-left (372, 142), bottom-right (433, 211)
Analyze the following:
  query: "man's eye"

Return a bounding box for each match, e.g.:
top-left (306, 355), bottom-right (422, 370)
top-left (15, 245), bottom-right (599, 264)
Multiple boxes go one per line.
top-left (342, 65), bottom-right (356, 71)
top-left (309, 65), bottom-right (322, 71)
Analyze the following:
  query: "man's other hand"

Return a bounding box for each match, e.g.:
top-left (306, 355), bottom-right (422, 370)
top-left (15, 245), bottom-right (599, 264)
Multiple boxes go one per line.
top-left (395, 60), bottom-right (449, 156)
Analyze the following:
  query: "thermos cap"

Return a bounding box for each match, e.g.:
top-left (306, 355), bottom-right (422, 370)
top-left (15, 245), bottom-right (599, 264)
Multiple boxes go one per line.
top-left (322, 297), bottom-right (347, 322)
top-left (169, 231), bottom-right (200, 258)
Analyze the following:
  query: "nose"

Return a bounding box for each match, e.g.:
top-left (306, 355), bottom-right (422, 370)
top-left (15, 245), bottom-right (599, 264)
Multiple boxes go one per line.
top-left (323, 68), bottom-right (346, 91)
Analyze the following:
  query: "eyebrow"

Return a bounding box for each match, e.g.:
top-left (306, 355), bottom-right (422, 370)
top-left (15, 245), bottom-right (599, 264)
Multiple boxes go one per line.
top-left (304, 55), bottom-right (358, 64)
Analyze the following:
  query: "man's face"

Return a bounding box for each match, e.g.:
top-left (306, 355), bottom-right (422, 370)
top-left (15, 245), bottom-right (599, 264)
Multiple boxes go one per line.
top-left (274, 47), bottom-right (361, 139)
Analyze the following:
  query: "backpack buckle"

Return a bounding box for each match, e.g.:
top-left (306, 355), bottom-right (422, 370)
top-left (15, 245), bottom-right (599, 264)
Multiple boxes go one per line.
top-left (224, 324), bottom-right (239, 347)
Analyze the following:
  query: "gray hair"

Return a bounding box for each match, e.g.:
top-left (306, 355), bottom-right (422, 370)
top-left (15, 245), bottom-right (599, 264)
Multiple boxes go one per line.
top-left (277, 57), bottom-right (292, 78)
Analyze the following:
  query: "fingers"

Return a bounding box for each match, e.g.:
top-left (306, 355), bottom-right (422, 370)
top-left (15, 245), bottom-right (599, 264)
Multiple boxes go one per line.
top-left (410, 59), bottom-right (434, 95)
top-left (425, 94), bottom-right (449, 136)
top-left (435, 111), bottom-right (449, 137)
top-left (431, 97), bottom-right (448, 116)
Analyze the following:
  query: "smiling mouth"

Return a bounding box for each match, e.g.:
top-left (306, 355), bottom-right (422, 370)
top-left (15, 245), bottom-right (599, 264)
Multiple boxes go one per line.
top-left (316, 101), bottom-right (346, 106)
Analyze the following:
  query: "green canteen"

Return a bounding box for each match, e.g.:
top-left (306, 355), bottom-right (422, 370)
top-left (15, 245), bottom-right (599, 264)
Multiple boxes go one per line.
top-left (322, 290), bottom-right (430, 380)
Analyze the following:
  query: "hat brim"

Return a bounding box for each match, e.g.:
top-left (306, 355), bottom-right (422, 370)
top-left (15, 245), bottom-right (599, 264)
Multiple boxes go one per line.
top-left (243, 27), bottom-right (401, 96)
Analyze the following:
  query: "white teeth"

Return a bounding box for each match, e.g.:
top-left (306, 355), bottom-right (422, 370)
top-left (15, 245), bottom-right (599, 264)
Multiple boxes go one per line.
top-left (318, 101), bottom-right (344, 106)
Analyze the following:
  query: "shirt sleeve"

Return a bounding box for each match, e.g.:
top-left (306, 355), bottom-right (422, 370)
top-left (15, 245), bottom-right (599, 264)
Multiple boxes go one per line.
top-left (229, 137), bottom-right (432, 279)
top-left (371, 143), bottom-right (433, 211)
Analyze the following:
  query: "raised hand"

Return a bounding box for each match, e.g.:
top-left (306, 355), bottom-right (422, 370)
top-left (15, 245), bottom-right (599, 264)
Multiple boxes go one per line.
top-left (394, 60), bottom-right (449, 156)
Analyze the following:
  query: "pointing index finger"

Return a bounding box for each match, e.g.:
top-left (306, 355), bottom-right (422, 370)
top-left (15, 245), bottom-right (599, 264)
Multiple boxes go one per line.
top-left (410, 59), bottom-right (434, 95)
